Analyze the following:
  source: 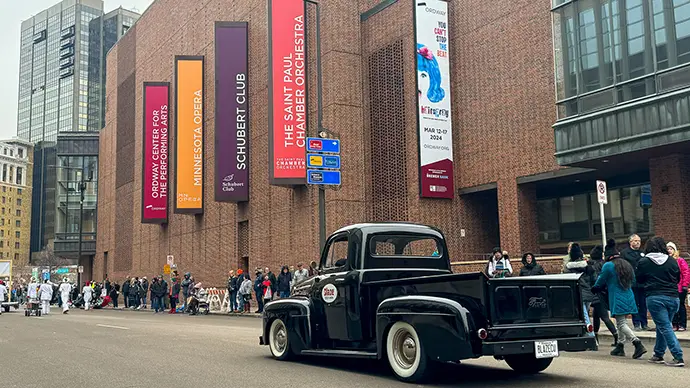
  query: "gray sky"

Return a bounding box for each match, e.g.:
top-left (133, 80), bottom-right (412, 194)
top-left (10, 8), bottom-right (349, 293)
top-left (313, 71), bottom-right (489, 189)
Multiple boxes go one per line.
top-left (0, 0), bottom-right (154, 140)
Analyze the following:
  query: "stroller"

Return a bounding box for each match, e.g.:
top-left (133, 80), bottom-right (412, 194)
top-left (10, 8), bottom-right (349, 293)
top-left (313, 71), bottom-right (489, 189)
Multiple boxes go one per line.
top-left (187, 283), bottom-right (210, 315)
top-left (24, 299), bottom-right (41, 317)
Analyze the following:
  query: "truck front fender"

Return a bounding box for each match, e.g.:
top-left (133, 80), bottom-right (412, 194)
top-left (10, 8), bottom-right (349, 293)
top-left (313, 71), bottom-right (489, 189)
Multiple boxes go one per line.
top-left (262, 298), bottom-right (312, 353)
top-left (376, 295), bottom-right (476, 362)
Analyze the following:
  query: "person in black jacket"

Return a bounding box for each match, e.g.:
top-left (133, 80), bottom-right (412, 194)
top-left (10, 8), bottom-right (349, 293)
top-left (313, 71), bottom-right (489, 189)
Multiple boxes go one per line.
top-left (150, 277), bottom-right (165, 313)
top-left (227, 271), bottom-right (239, 313)
top-left (122, 276), bottom-right (131, 309)
top-left (254, 268), bottom-right (264, 313)
top-left (637, 237), bottom-right (684, 367)
top-left (564, 243), bottom-right (596, 339)
top-left (110, 282), bottom-right (120, 309)
top-left (277, 266), bottom-right (292, 298)
top-left (620, 234), bottom-right (648, 330)
top-left (519, 253), bottom-right (546, 276)
top-left (590, 243), bottom-right (617, 346)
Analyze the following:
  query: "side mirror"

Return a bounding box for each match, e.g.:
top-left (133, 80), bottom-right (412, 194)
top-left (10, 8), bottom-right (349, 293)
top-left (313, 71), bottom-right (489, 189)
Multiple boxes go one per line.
top-left (310, 261), bottom-right (318, 270)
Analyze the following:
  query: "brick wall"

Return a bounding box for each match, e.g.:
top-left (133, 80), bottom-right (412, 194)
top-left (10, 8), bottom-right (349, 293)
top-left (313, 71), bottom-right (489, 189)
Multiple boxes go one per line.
top-left (96, 0), bottom-right (563, 286)
top-left (649, 154), bottom-right (690, 250)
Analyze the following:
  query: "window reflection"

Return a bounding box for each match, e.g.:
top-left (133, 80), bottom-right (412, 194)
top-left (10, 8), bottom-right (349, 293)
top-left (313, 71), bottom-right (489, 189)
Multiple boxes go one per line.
top-left (537, 184), bottom-right (653, 243)
top-left (553, 0), bottom-right (690, 118)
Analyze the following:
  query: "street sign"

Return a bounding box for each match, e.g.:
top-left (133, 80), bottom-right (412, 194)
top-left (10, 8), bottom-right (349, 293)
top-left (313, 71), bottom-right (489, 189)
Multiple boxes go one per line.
top-left (78, 266), bottom-right (84, 274)
top-left (164, 264), bottom-right (171, 275)
top-left (307, 170), bottom-right (341, 185)
top-left (42, 272), bottom-right (50, 281)
top-left (307, 154), bottom-right (341, 169)
top-left (307, 138), bottom-right (340, 154)
top-left (166, 255), bottom-right (174, 266)
top-left (56, 268), bottom-right (69, 274)
top-left (596, 180), bottom-right (607, 204)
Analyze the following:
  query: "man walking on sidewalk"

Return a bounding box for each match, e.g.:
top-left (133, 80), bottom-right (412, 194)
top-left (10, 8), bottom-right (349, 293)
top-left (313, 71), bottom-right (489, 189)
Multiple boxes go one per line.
top-left (621, 234), bottom-right (648, 331)
top-left (637, 237), bottom-right (684, 367)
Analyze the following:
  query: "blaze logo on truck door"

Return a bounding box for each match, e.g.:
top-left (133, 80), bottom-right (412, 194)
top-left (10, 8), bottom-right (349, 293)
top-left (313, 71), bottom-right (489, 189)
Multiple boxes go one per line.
top-left (321, 284), bottom-right (338, 303)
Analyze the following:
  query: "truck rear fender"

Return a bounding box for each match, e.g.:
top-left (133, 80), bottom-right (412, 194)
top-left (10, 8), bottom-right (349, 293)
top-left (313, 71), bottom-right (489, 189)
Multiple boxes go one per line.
top-left (375, 295), bottom-right (477, 362)
top-left (262, 298), bottom-right (312, 352)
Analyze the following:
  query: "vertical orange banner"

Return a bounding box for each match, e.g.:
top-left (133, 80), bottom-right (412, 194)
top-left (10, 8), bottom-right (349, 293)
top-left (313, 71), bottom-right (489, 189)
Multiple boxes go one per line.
top-left (174, 56), bottom-right (204, 213)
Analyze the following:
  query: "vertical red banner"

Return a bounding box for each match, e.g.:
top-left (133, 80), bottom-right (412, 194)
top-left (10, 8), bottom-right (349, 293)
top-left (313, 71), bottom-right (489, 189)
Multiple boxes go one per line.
top-left (268, 0), bottom-right (307, 185)
top-left (142, 83), bottom-right (170, 224)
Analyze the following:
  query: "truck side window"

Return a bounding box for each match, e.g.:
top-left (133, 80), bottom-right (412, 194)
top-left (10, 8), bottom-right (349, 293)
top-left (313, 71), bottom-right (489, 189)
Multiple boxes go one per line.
top-left (324, 236), bottom-right (349, 270)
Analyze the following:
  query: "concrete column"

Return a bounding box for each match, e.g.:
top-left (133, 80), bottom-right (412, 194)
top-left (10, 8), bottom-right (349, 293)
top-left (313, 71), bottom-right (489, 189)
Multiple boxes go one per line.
top-left (497, 180), bottom-right (540, 257)
top-left (649, 154), bottom-right (690, 249)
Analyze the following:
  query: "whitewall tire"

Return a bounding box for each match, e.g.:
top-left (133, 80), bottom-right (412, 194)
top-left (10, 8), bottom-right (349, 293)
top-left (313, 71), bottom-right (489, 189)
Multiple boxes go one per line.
top-left (385, 321), bottom-right (430, 382)
top-left (269, 318), bottom-right (292, 360)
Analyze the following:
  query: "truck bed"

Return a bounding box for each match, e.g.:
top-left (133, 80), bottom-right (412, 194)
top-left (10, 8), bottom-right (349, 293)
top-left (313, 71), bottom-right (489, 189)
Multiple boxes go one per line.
top-left (362, 272), bottom-right (586, 342)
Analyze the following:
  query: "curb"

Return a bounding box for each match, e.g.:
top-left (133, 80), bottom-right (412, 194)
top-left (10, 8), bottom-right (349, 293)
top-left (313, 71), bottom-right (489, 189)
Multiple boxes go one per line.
top-left (598, 332), bottom-right (690, 347)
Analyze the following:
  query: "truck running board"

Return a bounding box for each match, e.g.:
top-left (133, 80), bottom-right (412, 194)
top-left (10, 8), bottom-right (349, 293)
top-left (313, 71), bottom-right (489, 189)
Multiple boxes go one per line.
top-left (301, 349), bottom-right (378, 359)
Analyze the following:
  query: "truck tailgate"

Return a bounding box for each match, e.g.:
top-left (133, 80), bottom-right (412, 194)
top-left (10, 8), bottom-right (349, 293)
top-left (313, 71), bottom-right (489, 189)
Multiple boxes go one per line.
top-left (487, 274), bottom-right (586, 341)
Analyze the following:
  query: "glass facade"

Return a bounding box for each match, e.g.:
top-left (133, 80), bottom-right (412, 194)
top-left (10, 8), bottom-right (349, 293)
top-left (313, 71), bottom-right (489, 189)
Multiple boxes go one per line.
top-left (552, 0), bottom-right (690, 119)
top-left (21, 1), bottom-right (139, 257)
top-left (54, 134), bottom-right (99, 256)
top-left (537, 183), bottom-right (653, 243)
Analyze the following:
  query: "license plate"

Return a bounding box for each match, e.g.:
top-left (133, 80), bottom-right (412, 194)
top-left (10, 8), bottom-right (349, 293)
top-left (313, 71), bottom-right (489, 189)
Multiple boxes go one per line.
top-left (534, 340), bottom-right (559, 359)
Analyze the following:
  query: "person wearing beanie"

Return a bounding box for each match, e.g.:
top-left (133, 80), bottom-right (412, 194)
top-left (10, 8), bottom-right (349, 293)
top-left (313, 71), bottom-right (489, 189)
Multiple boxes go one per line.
top-left (589, 244), bottom-right (618, 347)
top-left (636, 237), bottom-right (683, 366)
top-left (564, 243), bottom-right (596, 340)
top-left (486, 247), bottom-right (512, 278)
top-left (667, 244), bottom-right (689, 332)
top-left (562, 242), bottom-right (574, 273)
top-left (592, 238), bottom-right (647, 360)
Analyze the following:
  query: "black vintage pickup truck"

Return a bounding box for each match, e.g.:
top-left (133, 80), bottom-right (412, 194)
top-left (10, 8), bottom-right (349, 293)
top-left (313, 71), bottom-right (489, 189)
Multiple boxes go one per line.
top-left (260, 223), bottom-right (596, 383)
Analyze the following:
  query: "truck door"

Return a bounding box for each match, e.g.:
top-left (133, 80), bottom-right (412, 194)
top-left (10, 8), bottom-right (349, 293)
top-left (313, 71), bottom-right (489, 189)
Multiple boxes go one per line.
top-left (312, 232), bottom-right (362, 342)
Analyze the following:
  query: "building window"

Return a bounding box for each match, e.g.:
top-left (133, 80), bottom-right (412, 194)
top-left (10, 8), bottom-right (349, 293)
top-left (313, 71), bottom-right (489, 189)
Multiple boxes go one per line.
top-left (15, 242), bottom-right (19, 249)
top-left (14, 253), bottom-right (18, 261)
top-left (1, 187), bottom-right (5, 192)
top-left (2, 208), bottom-right (4, 215)
top-left (0, 241), bottom-right (3, 248)
top-left (18, 148), bottom-right (23, 158)
top-left (16, 198), bottom-right (20, 206)
top-left (0, 230), bottom-right (4, 237)
top-left (15, 220), bottom-right (20, 228)
top-left (15, 231), bottom-right (20, 238)
top-left (15, 209), bottom-right (20, 217)
top-left (0, 219), bottom-right (4, 226)
top-left (17, 189), bottom-right (21, 195)
top-left (1, 197), bottom-right (4, 204)
top-left (537, 183), bottom-right (653, 245)
top-left (16, 167), bottom-right (22, 185)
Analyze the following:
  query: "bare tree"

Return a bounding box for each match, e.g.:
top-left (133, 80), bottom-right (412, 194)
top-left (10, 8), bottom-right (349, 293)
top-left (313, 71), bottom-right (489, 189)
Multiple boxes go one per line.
top-left (34, 245), bottom-right (69, 281)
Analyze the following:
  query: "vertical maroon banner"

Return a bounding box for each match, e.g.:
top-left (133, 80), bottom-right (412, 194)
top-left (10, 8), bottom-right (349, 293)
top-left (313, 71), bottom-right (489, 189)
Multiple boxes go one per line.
top-left (268, 0), bottom-right (307, 186)
top-left (142, 82), bottom-right (170, 224)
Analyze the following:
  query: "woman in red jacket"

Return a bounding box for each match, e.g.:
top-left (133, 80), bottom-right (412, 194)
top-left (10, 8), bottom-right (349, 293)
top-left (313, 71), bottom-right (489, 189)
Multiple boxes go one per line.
top-left (667, 244), bottom-right (689, 331)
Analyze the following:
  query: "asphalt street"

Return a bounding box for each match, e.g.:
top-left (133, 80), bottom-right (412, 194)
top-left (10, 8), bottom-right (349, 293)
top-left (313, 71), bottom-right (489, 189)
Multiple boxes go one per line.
top-left (1, 308), bottom-right (687, 388)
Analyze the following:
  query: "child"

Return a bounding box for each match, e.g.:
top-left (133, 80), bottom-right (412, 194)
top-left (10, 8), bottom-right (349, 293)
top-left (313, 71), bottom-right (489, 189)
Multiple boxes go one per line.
top-left (262, 275), bottom-right (273, 305)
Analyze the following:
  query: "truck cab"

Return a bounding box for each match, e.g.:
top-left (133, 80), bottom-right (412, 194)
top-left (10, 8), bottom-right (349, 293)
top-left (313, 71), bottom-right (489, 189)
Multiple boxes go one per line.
top-left (260, 223), bottom-right (596, 383)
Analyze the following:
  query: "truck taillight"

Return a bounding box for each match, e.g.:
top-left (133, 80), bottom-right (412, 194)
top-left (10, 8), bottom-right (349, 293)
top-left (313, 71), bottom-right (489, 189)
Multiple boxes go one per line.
top-left (477, 328), bottom-right (488, 340)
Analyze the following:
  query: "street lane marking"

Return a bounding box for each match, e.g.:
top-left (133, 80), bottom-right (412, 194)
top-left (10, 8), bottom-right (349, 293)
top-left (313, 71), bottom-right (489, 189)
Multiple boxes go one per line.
top-left (96, 324), bottom-right (129, 330)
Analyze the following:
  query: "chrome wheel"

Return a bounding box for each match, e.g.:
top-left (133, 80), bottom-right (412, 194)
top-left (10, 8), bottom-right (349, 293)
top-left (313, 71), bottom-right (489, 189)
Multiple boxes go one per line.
top-left (392, 329), bottom-right (417, 370)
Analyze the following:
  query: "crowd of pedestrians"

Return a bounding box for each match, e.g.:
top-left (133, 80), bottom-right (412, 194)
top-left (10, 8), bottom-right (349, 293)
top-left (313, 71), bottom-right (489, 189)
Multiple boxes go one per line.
top-left (485, 234), bottom-right (689, 367)
top-left (226, 263), bottom-right (312, 314)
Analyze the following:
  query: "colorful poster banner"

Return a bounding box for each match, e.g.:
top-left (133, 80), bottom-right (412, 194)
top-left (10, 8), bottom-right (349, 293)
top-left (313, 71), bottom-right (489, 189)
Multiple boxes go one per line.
top-left (415, 0), bottom-right (454, 199)
top-left (215, 22), bottom-right (249, 202)
top-left (142, 83), bottom-right (170, 223)
top-left (268, 0), bottom-right (307, 185)
top-left (174, 56), bottom-right (204, 213)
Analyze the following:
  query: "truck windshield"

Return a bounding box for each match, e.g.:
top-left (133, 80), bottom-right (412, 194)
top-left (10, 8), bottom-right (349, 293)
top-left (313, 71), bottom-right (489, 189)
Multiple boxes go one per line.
top-left (369, 235), bottom-right (442, 258)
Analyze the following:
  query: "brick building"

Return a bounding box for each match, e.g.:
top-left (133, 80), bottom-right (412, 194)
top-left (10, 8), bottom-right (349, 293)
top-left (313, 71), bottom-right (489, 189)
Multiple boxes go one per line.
top-left (95, 0), bottom-right (690, 286)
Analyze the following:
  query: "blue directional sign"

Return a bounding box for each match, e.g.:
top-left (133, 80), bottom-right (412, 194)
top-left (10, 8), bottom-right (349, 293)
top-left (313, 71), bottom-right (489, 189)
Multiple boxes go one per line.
top-left (307, 154), bottom-right (341, 169)
top-left (307, 170), bottom-right (341, 185)
top-left (307, 138), bottom-right (340, 154)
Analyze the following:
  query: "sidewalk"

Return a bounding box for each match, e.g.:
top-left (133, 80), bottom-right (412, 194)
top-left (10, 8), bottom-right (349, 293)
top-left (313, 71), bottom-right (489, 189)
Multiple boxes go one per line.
top-left (598, 328), bottom-right (690, 347)
top-left (104, 306), bottom-right (262, 318)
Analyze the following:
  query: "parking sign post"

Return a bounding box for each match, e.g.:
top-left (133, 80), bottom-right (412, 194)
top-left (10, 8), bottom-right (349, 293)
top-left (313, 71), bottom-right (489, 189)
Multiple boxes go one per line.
top-left (596, 180), bottom-right (608, 249)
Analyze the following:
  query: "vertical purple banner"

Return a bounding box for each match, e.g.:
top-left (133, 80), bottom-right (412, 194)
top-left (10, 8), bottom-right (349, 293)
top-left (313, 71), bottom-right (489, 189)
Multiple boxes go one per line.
top-left (215, 22), bottom-right (249, 202)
